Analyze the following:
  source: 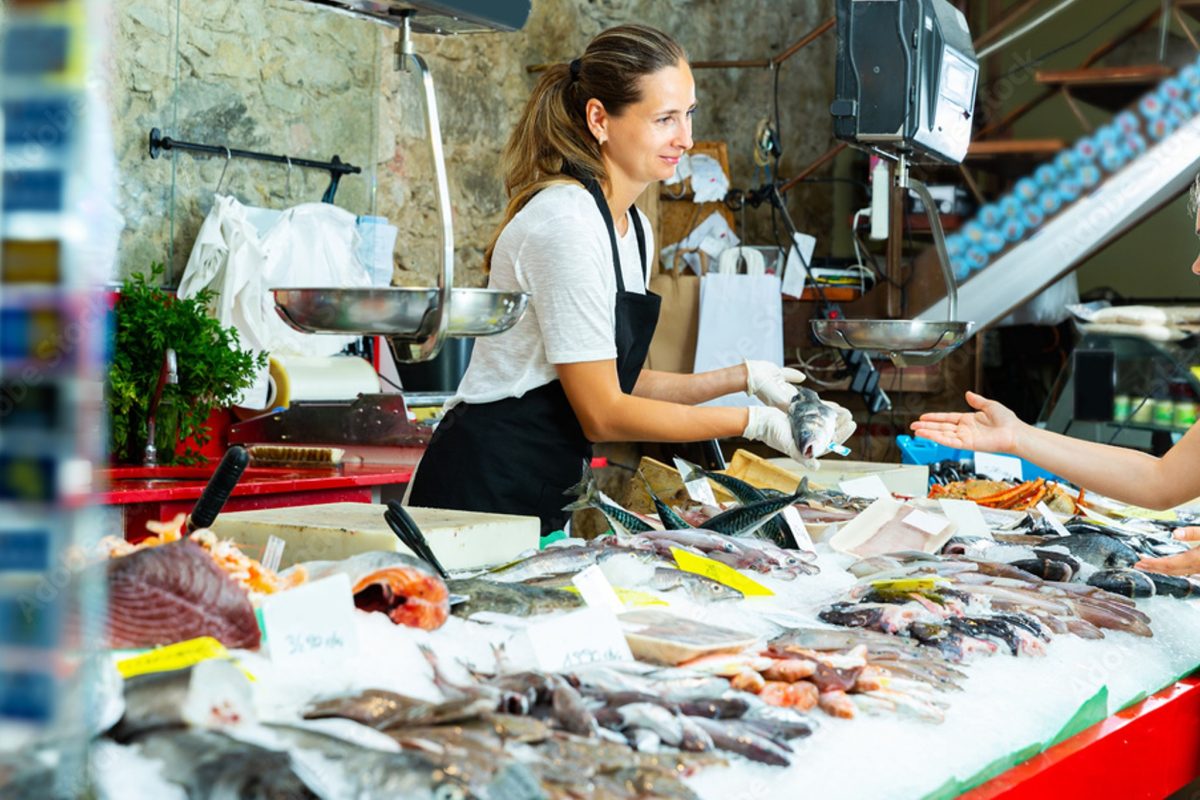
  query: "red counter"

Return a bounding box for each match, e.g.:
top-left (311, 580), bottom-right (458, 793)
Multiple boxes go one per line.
top-left (964, 675), bottom-right (1200, 799)
top-left (96, 462), bottom-right (416, 539)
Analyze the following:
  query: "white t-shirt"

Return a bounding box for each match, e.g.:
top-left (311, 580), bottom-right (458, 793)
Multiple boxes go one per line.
top-left (450, 182), bottom-right (653, 407)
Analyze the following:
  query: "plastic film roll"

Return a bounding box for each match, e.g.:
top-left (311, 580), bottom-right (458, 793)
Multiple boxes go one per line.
top-left (267, 355), bottom-right (381, 408)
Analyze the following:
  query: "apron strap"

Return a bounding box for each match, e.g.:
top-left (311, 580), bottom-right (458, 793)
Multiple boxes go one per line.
top-left (579, 177), bottom-right (648, 294)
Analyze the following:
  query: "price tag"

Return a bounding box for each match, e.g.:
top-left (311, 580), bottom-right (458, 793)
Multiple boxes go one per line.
top-left (902, 508), bottom-right (951, 536)
top-left (524, 607), bottom-right (633, 671)
top-left (871, 576), bottom-right (947, 593)
top-left (939, 499), bottom-right (991, 537)
top-left (571, 565), bottom-right (625, 616)
top-left (562, 585), bottom-right (668, 608)
top-left (1116, 505), bottom-right (1179, 523)
top-left (673, 457), bottom-right (719, 507)
top-left (1035, 502), bottom-right (1072, 537)
top-left (974, 452), bottom-right (1024, 482)
top-left (780, 506), bottom-right (815, 551)
top-left (116, 636), bottom-right (230, 679)
top-left (261, 574), bottom-right (359, 666)
top-left (671, 547), bottom-right (774, 597)
top-left (839, 474), bottom-right (891, 499)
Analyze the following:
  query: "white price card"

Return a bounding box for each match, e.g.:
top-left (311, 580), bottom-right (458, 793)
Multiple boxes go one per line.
top-left (261, 574), bottom-right (359, 666)
top-left (839, 474), bottom-right (891, 499)
top-left (902, 508), bottom-right (951, 535)
top-left (939, 499), bottom-right (991, 538)
top-left (572, 565), bottom-right (625, 616)
top-left (1036, 502), bottom-right (1072, 537)
top-left (524, 607), bottom-right (633, 671)
top-left (974, 452), bottom-right (1024, 482)
top-left (781, 232), bottom-right (818, 297)
top-left (780, 506), bottom-right (815, 551)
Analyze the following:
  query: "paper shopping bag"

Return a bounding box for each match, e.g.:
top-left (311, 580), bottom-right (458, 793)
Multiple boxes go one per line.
top-left (646, 249), bottom-right (705, 374)
top-left (692, 272), bottom-right (784, 407)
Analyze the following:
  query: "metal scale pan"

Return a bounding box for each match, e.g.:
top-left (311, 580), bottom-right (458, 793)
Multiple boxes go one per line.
top-left (270, 6), bottom-right (532, 363)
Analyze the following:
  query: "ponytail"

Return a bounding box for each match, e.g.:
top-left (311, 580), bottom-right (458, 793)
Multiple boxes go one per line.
top-left (485, 25), bottom-right (686, 270)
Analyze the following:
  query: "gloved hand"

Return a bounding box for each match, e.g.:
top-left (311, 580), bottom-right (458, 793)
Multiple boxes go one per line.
top-left (743, 406), bottom-right (818, 469)
top-left (744, 360), bottom-right (807, 410)
top-left (824, 399), bottom-right (857, 446)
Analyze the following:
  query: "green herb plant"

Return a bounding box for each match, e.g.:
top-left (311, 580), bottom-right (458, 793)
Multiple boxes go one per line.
top-left (106, 263), bottom-right (266, 464)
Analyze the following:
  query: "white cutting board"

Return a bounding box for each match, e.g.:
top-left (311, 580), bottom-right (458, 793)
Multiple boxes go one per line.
top-left (209, 503), bottom-right (539, 571)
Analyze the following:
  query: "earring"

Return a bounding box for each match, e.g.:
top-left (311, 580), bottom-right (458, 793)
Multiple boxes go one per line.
top-left (598, 136), bottom-right (607, 146)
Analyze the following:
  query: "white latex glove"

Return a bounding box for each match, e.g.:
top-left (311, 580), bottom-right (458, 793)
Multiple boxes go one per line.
top-left (824, 399), bottom-right (857, 446)
top-left (743, 406), bottom-right (818, 470)
top-left (744, 360), bottom-right (807, 410)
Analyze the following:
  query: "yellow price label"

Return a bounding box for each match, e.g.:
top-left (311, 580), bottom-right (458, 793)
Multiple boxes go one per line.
top-left (670, 547), bottom-right (774, 597)
top-left (561, 586), bottom-right (668, 607)
top-left (1116, 506), bottom-right (1178, 523)
top-left (116, 637), bottom-right (230, 679)
top-left (870, 577), bottom-right (947, 594)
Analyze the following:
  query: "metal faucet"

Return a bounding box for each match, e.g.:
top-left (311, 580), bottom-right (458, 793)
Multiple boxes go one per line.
top-left (144, 348), bottom-right (178, 467)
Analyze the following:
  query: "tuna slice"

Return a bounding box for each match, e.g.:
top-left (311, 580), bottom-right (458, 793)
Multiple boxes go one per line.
top-left (107, 540), bottom-right (261, 650)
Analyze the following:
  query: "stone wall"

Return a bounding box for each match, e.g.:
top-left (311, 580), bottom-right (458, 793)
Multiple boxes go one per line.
top-left (109, 0), bottom-right (841, 288)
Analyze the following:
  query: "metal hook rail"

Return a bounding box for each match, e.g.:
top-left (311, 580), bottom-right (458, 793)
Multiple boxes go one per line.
top-left (147, 127), bottom-right (362, 203)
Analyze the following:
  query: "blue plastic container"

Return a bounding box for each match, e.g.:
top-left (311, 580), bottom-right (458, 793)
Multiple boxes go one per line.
top-left (896, 435), bottom-right (1064, 485)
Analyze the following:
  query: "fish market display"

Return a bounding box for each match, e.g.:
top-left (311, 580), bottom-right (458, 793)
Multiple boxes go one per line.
top-left (283, 551), bottom-right (450, 631)
top-left (447, 576), bottom-right (584, 617)
top-left (106, 540), bottom-right (261, 650)
top-left (929, 478), bottom-right (1080, 513)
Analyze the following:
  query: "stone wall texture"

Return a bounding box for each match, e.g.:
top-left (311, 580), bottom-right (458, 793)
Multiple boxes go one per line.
top-left (110, 0), bottom-right (840, 288)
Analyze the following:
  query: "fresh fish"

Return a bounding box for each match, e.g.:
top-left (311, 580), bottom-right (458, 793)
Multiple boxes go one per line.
top-left (677, 460), bottom-right (800, 549)
top-left (639, 470), bottom-right (694, 530)
top-left (1087, 568), bottom-right (1156, 598)
top-left (637, 528), bottom-right (739, 554)
top-left (649, 567), bottom-right (744, 602)
top-left (127, 730), bottom-right (321, 799)
top-left (105, 540), bottom-right (260, 650)
top-left (562, 474), bottom-right (656, 534)
top-left (701, 486), bottom-right (806, 538)
top-left (1141, 571), bottom-right (1200, 598)
top-left (304, 688), bottom-right (495, 729)
top-left (788, 387), bottom-right (840, 460)
top-left (690, 717), bottom-right (792, 766)
top-left (1048, 532), bottom-right (1140, 570)
top-left (285, 551), bottom-right (449, 631)
top-left (108, 667), bottom-right (191, 742)
top-left (484, 545), bottom-right (604, 584)
top-left (447, 577), bottom-right (583, 617)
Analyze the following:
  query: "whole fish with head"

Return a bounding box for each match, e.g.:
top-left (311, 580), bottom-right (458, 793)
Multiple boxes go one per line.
top-left (649, 566), bottom-right (744, 602)
top-left (789, 387), bottom-right (842, 460)
top-left (447, 577), bottom-right (583, 617)
top-left (700, 486), bottom-right (806, 538)
top-left (483, 545), bottom-right (606, 584)
top-left (1087, 568), bottom-right (1156, 598)
top-left (304, 688), bottom-right (495, 729)
top-left (1046, 532), bottom-right (1140, 570)
top-left (562, 474), bottom-right (657, 535)
top-left (676, 458), bottom-right (799, 549)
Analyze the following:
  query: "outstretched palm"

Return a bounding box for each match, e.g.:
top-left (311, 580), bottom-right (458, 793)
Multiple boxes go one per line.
top-left (910, 391), bottom-right (1020, 454)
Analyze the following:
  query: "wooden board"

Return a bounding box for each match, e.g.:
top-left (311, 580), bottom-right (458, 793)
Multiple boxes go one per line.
top-left (724, 449), bottom-right (806, 494)
top-left (620, 455), bottom-right (735, 515)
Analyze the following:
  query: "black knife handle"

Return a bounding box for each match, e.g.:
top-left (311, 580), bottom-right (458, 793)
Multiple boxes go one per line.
top-left (188, 446), bottom-right (249, 533)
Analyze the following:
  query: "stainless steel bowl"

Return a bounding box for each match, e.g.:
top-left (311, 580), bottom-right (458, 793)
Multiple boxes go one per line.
top-left (811, 319), bottom-right (975, 367)
top-left (272, 287), bottom-right (529, 339)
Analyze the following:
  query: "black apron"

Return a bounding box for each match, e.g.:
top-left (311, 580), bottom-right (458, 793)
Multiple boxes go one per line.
top-left (407, 180), bottom-right (662, 533)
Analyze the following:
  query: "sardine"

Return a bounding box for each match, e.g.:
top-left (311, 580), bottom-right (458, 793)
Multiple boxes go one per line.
top-left (788, 387), bottom-right (840, 460)
top-left (639, 470), bottom-right (694, 530)
top-left (485, 545), bottom-right (603, 584)
top-left (701, 486), bottom-right (806, 538)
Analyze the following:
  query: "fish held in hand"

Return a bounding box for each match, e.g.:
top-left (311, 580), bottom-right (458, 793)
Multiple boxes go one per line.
top-left (789, 387), bottom-right (841, 460)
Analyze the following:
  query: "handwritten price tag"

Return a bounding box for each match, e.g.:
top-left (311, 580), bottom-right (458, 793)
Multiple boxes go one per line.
top-left (523, 607), bottom-right (633, 671)
top-left (261, 574), bottom-right (359, 666)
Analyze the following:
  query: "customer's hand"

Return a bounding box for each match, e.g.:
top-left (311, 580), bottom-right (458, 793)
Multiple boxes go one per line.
top-left (1135, 527), bottom-right (1200, 576)
top-left (910, 391), bottom-right (1022, 454)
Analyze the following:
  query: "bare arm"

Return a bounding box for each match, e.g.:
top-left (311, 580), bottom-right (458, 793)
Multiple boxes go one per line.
top-left (912, 391), bottom-right (1200, 509)
top-left (558, 360), bottom-right (748, 442)
top-left (631, 365), bottom-right (747, 405)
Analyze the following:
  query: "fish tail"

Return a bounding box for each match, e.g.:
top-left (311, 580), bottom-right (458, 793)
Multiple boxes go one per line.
top-left (561, 475), bottom-right (599, 512)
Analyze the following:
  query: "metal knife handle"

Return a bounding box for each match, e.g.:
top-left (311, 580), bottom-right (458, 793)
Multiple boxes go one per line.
top-left (187, 446), bottom-right (249, 534)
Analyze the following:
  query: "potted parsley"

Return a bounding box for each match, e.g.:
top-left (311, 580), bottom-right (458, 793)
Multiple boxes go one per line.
top-left (106, 263), bottom-right (266, 465)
